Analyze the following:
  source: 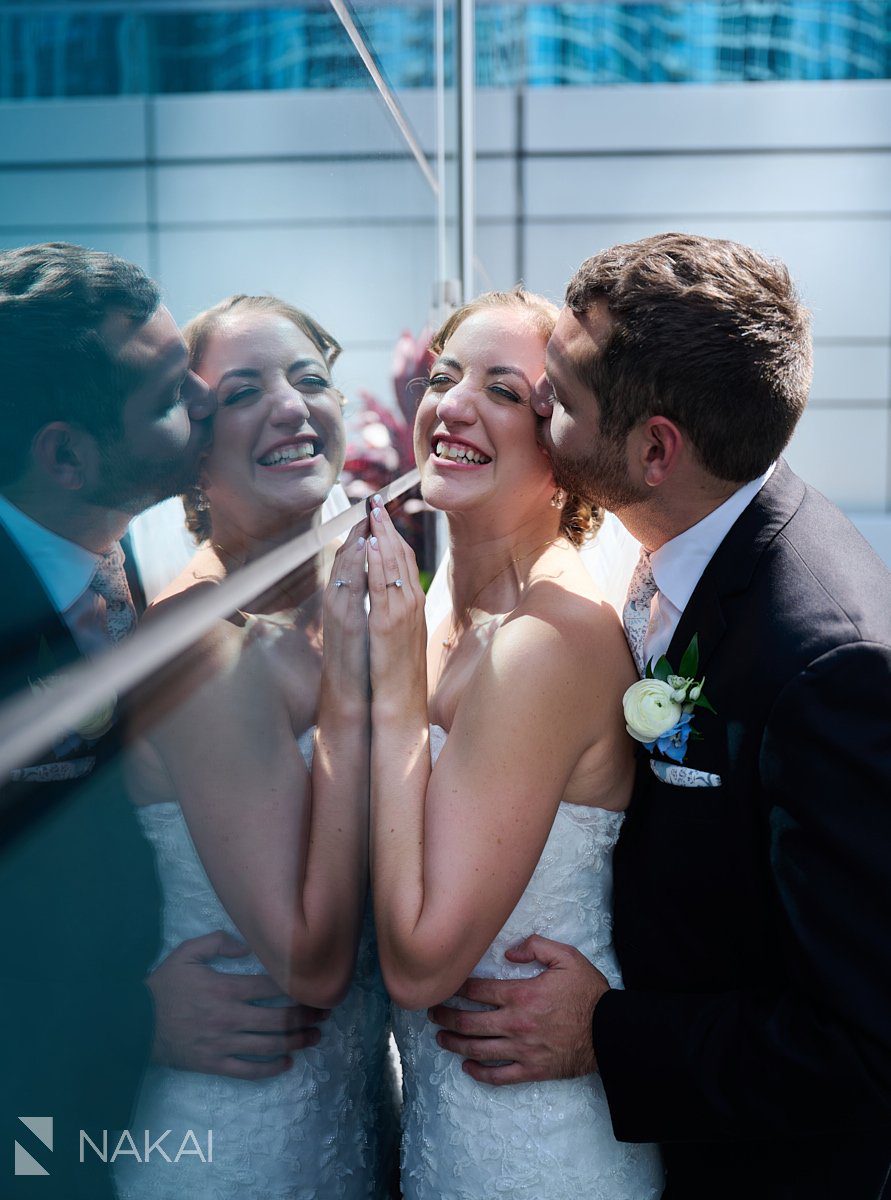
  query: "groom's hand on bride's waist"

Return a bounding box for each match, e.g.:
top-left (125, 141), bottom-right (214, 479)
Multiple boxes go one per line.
top-left (427, 934), bottom-right (609, 1086)
top-left (148, 930), bottom-right (330, 1080)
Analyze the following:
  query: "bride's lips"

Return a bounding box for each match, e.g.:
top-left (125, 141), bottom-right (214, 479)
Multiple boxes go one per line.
top-left (256, 434), bottom-right (325, 471)
top-left (430, 434), bottom-right (493, 471)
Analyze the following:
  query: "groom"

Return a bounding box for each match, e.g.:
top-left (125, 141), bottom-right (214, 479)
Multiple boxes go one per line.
top-left (431, 233), bottom-right (891, 1198)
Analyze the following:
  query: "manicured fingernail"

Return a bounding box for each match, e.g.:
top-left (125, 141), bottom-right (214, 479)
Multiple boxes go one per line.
top-left (358, 536), bottom-right (366, 548)
top-left (369, 536), bottom-right (378, 549)
top-left (373, 493), bottom-right (383, 505)
top-left (372, 507), bottom-right (382, 522)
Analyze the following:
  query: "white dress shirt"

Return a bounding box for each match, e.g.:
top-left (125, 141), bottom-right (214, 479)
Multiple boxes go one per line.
top-left (0, 494), bottom-right (110, 657)
top-left (644, 463), bottom-right (775, 666)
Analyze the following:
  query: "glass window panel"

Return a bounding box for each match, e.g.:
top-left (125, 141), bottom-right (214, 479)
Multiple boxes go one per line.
top-left (0, 4), bottom-right (455, 1193)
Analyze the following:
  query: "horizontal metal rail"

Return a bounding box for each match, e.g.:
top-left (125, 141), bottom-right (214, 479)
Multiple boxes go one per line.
top-left (0, 469), bottom-right (419, 785)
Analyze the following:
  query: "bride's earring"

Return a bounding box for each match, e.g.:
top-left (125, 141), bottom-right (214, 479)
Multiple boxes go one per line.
top-left (550, 488), bottom-right (566, 510)
top-left (193, 486), bottom-right (210, 513)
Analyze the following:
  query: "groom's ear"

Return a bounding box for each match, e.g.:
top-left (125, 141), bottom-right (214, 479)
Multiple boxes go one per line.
top-left (31, 421), bottom-right (96, 492)
top-left (638, 416), bottom-right (684, 488)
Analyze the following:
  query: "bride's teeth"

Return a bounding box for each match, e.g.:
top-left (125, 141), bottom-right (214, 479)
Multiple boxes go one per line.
top-left (260, 443), bottom-right (317, 465)
top-left (433, 440), bottom-right (490, 465)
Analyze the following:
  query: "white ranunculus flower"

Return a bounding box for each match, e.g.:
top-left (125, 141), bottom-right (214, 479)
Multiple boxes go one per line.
top-left (73, 696), bottom-right (117, 741)
top-left (623, 678), bottom-right (682, 743)
top-left (30, 676), bottom-right (117, 742)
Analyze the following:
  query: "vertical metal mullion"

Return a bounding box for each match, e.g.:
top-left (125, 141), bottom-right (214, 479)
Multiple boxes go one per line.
top-left (434, 0), bottom-right (448, 317)
top-left (457, 0), bottom-right (475, 303)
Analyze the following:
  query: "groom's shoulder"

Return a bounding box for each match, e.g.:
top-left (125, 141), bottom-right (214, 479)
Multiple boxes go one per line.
top-left (753, 473), bottom-right (891, 649)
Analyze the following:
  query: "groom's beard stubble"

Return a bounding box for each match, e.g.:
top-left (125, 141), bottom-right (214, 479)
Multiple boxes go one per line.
top-left (543, 421), bottom-right (645, 514)
top-left (89, 433), bottom-right (209, 516)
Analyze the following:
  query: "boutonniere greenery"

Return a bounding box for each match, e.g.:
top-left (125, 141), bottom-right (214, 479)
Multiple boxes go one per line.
top-left (622, 635), bottom-right (716, 763)
top-left (29, 636), bottom-right (117, 744)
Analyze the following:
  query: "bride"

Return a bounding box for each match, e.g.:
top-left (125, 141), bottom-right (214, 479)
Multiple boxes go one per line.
top-left (115, 294), bottom-right (395, 1199)
top-left (367, 289), bottom-right (664, 1199)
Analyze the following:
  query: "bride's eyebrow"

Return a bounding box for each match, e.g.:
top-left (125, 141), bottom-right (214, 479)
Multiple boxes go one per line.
top-left (489, 365), bottom-right (532, 388)
top-left (431, 355), bottom-right (462, 372)
top-left (217, 357), bottom-right (328, 384)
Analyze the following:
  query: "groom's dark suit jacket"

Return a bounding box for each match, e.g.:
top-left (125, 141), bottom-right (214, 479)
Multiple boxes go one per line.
top-left (0, 523), bottom-right (161, 1197)
top-left (594, 461), bottom-right (891, 1200)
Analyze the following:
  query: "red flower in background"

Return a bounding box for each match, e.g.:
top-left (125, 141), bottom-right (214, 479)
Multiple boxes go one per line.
top-left (341, 328), bottom-right (432, 501)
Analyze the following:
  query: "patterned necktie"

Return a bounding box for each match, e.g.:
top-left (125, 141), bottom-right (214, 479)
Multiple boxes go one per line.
top-left (90, 543), bottom-right (137, 644)
top-left (622, 548), bottom-right (658, 676)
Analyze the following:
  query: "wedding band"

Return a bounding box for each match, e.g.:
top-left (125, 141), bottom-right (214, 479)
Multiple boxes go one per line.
top-left (386, 578), bottom-right (404, 588)
top-left (334, 578), bottom-right (351, 588)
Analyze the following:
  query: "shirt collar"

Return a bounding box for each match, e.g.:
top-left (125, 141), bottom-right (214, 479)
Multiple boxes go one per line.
top-left (0, 494), bottom-right (101, 614)
top-left (649, 463), bottom-right (775, 615)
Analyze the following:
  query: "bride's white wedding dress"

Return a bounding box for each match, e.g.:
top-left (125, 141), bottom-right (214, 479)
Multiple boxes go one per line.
top-left (115, 729), bottom-right (396, 1200)
top-left (391, 724), bottom-right (664, 1200)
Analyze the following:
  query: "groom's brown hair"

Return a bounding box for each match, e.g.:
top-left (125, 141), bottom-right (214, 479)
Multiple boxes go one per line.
top-left (564, 233), bottom-right (812, 483)
top-left (0, 242), bottom-right (160, 485)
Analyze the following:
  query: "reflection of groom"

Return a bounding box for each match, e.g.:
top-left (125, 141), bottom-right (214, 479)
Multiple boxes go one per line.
top-left (0, 243), bottom-right (324, 1197)
top-left (432, 234), bottom-right (891, 1198)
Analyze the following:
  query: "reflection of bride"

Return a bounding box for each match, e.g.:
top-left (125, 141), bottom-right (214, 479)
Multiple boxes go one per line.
top-left (366, 289), bottom-right (663, 1199)
top-left (115, 295), bottom-right (395, 1200)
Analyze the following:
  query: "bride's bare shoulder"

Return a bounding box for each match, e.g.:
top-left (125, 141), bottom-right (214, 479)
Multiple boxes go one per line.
top-left (515, 554), bottom-right (622, 642)
top-left (140, 547), bottom-right (242, 662)
top-left (147, 546), bottom-right (221, 607)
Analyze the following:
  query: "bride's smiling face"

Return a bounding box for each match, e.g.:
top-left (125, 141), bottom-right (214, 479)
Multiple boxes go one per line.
top-left (197, 311), bottom-right (345, 535)
top-left (414, 308), bottom-right (555, 518)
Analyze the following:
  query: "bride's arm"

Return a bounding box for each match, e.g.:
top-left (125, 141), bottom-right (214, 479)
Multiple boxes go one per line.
top-left (368, 504), bottom-right (631, 1011)
top-left (135, 525), bottom-right (369, 1009)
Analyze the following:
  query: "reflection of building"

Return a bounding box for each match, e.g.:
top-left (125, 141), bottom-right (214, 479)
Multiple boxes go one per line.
top-left (0, 2), bottom-right (889, 556)
top-left (2, 5), bottom-right (890, 97)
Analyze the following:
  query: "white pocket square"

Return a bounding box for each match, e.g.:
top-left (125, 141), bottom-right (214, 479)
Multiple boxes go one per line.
top-left (649, 760), bottom-right (722, 788)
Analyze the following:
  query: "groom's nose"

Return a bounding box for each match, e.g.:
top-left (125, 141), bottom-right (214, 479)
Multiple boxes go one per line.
top-left (531, 389), bottom-right (554, 419)
top-left (185, 370), bottom-right (216, 423)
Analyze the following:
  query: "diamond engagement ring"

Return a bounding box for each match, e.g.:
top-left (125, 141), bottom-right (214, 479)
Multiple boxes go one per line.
top-left (386, 578), bottom-right (404, 588)
top-left (334, 578), bottom-right (351, 588)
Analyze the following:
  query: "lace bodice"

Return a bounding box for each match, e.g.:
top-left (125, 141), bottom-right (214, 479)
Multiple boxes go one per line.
top-left (115, 729), bottom-right (395, 1200)
top-left (391, 725), bottom-right (664, 1200)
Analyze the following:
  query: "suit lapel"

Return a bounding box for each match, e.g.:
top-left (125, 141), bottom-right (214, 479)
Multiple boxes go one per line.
top-left (622, 461), bottom-right (808, 793)
top-left (663, 459), bottom-right (806, 679)
top-left (0, 525), bottom-right (82, 703)
top-left (119, 530), bottom-right (146, 619)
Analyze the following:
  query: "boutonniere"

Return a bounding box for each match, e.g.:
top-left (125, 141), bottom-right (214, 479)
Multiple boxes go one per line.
top-left (622, 635), bottom-right (716, 764)
top-left (29, 636), bottom-right (117, 745)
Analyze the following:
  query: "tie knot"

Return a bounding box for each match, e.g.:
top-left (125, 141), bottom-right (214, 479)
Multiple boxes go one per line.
top-left (622, 548), bottom-right (658, 676)
top-left (90, 545), bottom-right (128, 601)
top-left (627, 548), bottom-right (657, 606)
top-left (90, 543), bottom-right (136, 644)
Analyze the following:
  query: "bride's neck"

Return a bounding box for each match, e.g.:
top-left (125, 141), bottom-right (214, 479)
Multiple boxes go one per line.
top-left (446, 508), bottom-right (563, 620)
top-left (208, 509), bottom-right (326, 615)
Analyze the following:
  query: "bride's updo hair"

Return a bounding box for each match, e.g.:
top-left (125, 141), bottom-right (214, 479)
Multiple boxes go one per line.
top-left (429, 287), bottom-right (603, 548)
top-left (181, 294), bottom-right (343, 543)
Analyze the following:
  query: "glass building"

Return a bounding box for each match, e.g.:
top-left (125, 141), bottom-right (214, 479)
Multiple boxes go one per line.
top-left (0, 5), bottom-right (889, 1194)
